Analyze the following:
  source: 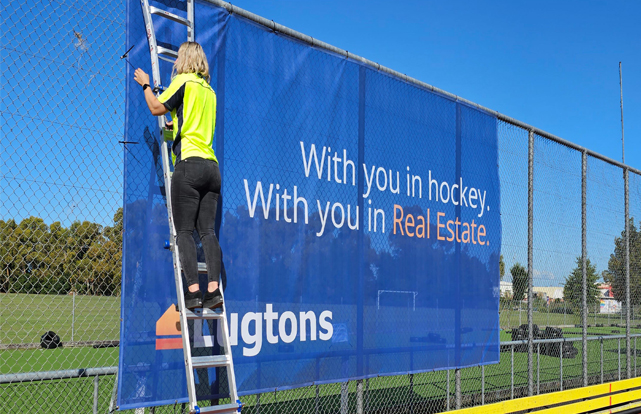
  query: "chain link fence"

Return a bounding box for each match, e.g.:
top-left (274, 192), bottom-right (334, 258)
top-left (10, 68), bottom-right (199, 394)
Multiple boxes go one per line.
top-left (2, 0), bottom-right (124, 412)
top-left (3, 0), bottom-right (641, 413)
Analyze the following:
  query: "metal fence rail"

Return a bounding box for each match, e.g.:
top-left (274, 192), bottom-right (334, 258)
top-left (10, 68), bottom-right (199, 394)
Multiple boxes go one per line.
top-left (3, 0), bottom-right (641, 413)
top-left (5, 334), bottom-right (640, 413)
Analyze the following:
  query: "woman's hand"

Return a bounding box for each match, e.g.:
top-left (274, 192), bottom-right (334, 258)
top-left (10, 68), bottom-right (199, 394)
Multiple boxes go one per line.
top-left (134, 68), bottom-right (150, 86)
top-left (135, 68), bottom-right (168, 116)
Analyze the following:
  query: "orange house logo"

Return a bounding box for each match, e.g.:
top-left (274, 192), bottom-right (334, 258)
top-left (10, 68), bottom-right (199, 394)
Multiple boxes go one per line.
top-left (156, 305), bottom-right (182, 350)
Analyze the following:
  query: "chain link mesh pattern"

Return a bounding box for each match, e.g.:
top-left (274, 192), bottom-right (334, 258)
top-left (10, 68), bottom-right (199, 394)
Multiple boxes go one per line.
top-left (1, 0), bottom-right (124, 411)
top-left (3, 1), bottom-right (641, 413)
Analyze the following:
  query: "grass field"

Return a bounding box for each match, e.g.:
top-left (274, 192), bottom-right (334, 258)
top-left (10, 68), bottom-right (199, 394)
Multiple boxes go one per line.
top-left (499, 307), bottom-right (641, 330)
top-left (3, 293), bottom-right (641, 413)
top-left (0, 293), bottom-right (121, 345)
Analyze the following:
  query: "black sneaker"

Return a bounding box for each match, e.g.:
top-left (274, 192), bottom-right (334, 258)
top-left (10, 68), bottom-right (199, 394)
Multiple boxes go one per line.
top-left (202, 288), bottom-right (223, 309)
top-left (184, 290), bottom-right (203, 310)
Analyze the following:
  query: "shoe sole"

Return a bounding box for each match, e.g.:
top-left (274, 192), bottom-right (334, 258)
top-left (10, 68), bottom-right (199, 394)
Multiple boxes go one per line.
top-left (185, 300), bottom-right (203, 310)
top-left (203, 299), bottom-right (223, 310)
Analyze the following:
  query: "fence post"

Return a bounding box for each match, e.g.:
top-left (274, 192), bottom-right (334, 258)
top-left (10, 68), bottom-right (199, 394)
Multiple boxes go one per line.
top-left (72, 291), bottom-right (76, 343)
top-left (625, 167), bottom-right (631, 379)
top-left (357, 379), bottom-right (363, 414)
top-left (537, 343), bottom-right (540, 394)
top-left (315, 384), bottom-right (319, 414)
top-left (527, 129), bottom-right (534, 397)
top-left (560, 339), bottom-right (564, 391)
top-left (446, 370), bottom-right (450, 411)
top-left (408, 374), bottom-right (414, 413)
top-left (340, 381), bottom-right (348, 414)
top-left (601, 337), bottom-right (604, 383)
top-left (481, 365), bottom-right (485, 405)
top-left (619, 338), bottom-right (622, 381)
top-left (455, 368), bottom-right (461, 409)
top-left (93, 375), bottom-right (99, 414)
top-left (365, 378), bottom-right (369, 413)
top-left (582, 150), bottom-right (588, 387)
top-left (511, 344), bottom-right (514, 399)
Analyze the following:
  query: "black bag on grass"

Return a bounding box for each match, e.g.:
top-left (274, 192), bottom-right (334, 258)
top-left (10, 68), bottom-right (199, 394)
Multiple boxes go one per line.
top-left (40, 331), bottom-right (62, 349)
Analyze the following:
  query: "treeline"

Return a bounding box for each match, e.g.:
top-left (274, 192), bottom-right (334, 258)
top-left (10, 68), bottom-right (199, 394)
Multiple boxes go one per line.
top-left (0, 208), bottom-right (122, 296)
top-left (502, 218), bottom-right (641, 309)
top-left (3, 207), bottom-right (640, 301)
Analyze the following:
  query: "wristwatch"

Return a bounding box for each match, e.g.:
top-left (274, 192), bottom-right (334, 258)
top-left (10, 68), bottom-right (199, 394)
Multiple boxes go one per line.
top-left (143, 84), bottom-right (151, 91)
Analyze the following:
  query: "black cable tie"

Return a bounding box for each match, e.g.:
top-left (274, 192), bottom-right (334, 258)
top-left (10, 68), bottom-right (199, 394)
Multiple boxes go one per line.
top-left (120, 44), bottom-right (134, 59)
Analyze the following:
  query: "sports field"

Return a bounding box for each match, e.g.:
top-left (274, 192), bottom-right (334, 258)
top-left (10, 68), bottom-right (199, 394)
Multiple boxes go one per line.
top-left (3, 293), bottom-right (641, 413)
top-left (1, 293), bottom-right (121, 346)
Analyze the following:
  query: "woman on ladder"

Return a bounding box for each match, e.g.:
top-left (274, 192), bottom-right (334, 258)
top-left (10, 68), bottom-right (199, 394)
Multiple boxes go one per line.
top-left (134, 42), bottom-right (223, 310)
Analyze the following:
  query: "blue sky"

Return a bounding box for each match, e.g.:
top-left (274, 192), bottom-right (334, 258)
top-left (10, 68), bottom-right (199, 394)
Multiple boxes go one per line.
top-left (1, 0), bottom-right (124, 228)
top-left (232, 0), bottom-right (641, 167)
top-left (3, 0), bottom-right (639, 286)
top-left (228, 0), bottom-right (641, 286)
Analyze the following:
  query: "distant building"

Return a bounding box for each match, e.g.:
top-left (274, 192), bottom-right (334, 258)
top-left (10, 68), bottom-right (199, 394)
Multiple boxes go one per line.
top-left (500, 281), bottom-right (513, 297)
top-left (499, 282), bottom-right (563, 302)
top-left (500, 282), bottom-right (621, 313)
top-left (533, 287), bottom-right (564, 302)
top-left (598, 284), bottom-right (621, 314)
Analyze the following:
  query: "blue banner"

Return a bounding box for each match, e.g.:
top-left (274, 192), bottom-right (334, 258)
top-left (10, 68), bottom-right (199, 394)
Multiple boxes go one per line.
top-left (119, 0), bottom-right (501, 409)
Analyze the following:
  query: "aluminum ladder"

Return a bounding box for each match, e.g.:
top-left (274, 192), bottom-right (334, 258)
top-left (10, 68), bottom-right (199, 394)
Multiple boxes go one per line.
top-left (140, 1), bottom-right (241, 412)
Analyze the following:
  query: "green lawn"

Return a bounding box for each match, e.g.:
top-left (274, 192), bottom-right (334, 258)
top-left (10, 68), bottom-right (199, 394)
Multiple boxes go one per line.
top-left (3, 331), bottom-right (639, 413)
top-left (0, 347), bottom-right (119, 375)
top-left (3, 294), bottom-right (641, 413)
top-left (0, 293), bottom-right (121, 345)
top-left (499, 307), bottom-right (641, 330)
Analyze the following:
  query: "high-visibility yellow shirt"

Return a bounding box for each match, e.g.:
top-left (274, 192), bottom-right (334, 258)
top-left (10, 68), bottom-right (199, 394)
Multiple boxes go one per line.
top-left (158, 72), bottom-right (217, 164)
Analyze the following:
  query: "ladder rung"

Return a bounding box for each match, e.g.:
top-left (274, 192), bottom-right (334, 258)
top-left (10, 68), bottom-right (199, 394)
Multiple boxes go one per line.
top-left (192, 355), bottom-right (230, 369)
top-left (181, 262), bottom-right (207, 275)
top-left (149, 6), bottom-right (191, 27)
top-left (185, 308), bottom-right (224, 320)
top-left (157, 46), bottom-right (178, 59)
top-left (195, 403), bottom-right (241, 414)
top-left (158, 55), bottom-right (176, 64)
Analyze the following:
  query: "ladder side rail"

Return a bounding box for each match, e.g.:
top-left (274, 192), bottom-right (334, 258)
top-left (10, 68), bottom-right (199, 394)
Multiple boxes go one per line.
top-left (187, 0), bottom-right (195, 42)
top-left (159, 139), bottom-right (199, 410)
top-left (140, 0), bottom-right (198, 410)
top-left (218, 297), bottom-right (240, 404)
top-left (140, 0), bottom-right (162, 90)
top-left (140, 2), bottom-right (240, 410)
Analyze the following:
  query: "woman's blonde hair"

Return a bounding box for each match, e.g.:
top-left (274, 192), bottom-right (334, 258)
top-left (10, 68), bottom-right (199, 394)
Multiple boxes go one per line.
top-left (172, 42), bottom-right (210, 82)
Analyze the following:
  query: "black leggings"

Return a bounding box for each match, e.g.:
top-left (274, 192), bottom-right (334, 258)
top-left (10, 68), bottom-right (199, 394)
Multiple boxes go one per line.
top-left (171, 157), bottom-right (222, 287)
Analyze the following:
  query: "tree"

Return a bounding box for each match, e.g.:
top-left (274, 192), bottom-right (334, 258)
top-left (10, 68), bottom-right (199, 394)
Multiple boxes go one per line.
top-left (0, 211), bottom-right (124, 296)
top-left (604, 218), bottom-right (641, 305)
top-left (511, 263), bottom-right (528, 301)
top-left (500, 255), bottom-right (505, 280)
top-left (0, 219), bottom-right (18, 292)
top-left (563, 256), bottom-right (601, 310)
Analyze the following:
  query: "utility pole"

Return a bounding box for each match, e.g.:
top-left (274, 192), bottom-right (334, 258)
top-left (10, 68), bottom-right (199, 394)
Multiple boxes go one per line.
top-left (620, 62), bottom-right (625, 163)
